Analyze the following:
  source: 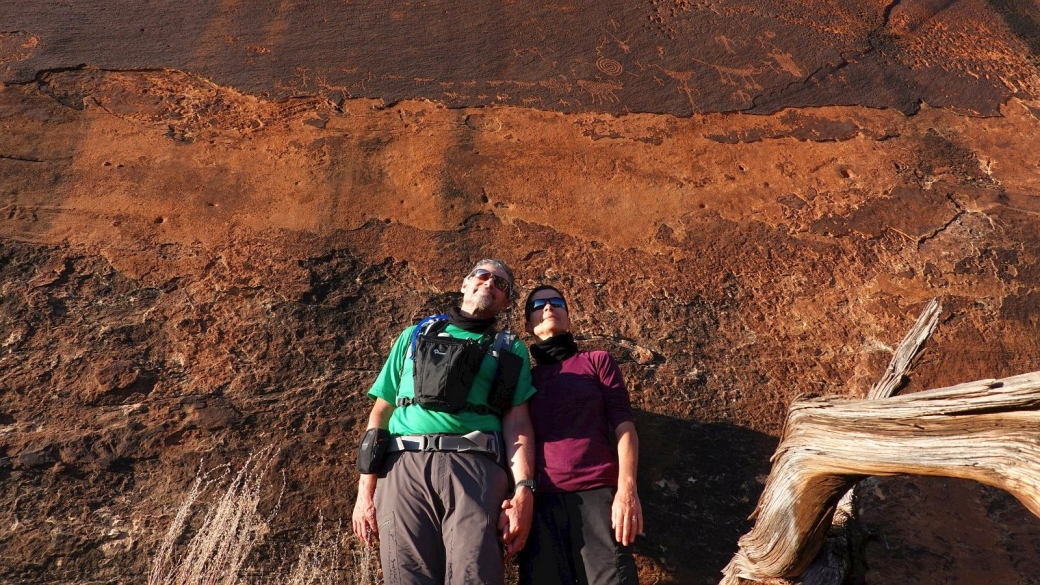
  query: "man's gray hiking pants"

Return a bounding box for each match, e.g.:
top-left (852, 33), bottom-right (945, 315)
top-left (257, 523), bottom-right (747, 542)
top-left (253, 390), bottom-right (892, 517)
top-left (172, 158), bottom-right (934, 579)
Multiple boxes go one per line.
top-left (375, 450), bottom-right (508, 585)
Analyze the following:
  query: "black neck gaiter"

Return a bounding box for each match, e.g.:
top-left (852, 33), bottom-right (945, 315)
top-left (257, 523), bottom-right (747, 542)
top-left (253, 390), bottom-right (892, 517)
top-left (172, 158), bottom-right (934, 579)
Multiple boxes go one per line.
top-left (447, 306), bottom-right (497, 334)
top-left (529, 332), bottom-right (579, 365)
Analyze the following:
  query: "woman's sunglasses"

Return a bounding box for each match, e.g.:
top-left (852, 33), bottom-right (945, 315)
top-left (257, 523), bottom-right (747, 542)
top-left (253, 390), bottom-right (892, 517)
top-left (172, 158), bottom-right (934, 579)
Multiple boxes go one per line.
top-left (469, 268), bottom-right (511, 294)
top-left (526, 297), bottom-right (568, 315)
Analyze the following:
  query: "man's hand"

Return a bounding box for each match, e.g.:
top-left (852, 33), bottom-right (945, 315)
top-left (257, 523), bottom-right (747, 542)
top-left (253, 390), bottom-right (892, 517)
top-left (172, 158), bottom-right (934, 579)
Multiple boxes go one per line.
top-left (498, 486), bottom-right (534, 561)
top-left (610, 486), bottom-right (643, 546)
top-left (352, 474), bottom-right (379, 546)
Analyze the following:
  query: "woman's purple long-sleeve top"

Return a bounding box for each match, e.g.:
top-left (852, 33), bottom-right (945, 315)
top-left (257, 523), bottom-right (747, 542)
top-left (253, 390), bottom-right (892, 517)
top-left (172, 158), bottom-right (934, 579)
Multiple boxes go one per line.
top-left (528, 350), bottom-right (634, 493)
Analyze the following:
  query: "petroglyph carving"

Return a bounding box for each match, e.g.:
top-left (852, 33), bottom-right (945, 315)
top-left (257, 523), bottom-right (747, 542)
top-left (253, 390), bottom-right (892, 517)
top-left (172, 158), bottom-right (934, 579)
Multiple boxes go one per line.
top-left (712, 63), bottom-right (764, 90)
top-left (716, 35), bottom-right (738, 54)
top-left (538, 75), bottom-right (573, 94)
top-left (769, 50), bottom-right (804, 78)
top-left (577, 79), bottom-right (623, 104)
top-left (0, 32), bottom-right (40, 64)
top-left (661, 68), bottom-right (699, 113)
top-left (662, 68), bottom-right (692, 82)
top-left (606, 31), bottom-right (632, 54)
top-left (350, 70), bottom-right (374, 90)
top-left (597, 57), bottom-right (624, 76)
top-left (413, 77), bottom-right (434, 86)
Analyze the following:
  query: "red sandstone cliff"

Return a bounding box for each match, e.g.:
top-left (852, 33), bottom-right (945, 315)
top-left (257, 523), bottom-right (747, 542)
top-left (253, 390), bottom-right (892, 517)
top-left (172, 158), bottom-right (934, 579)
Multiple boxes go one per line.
top-left (2, 1), bottom-right (1040, 583)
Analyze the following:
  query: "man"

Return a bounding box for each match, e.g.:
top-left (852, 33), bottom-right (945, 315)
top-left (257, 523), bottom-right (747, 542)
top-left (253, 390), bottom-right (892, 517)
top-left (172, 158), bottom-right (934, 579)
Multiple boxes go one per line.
top-left (352, 259), bottom-right (537, 585)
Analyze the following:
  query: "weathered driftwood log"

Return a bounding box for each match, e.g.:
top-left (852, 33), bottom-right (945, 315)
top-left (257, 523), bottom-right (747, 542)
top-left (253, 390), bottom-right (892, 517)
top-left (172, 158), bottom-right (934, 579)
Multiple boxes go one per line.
top-left (867, 297), bottom-right (942, 401)
top-left (801, 297), bottom-right (942, 585)
top-left (720, 370), bottom-right (1040, 585)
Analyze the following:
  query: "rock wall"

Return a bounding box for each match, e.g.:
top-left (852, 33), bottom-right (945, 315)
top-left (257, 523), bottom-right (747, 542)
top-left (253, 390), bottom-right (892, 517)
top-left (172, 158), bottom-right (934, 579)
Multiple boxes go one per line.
top-left (3, 1), bottom-right (1040, 583)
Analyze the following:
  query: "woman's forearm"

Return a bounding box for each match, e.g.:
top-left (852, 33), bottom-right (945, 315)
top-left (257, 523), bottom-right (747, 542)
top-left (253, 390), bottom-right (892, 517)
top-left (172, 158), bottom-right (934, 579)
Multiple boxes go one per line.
top-left (615, 421), bottom-right (639, 491)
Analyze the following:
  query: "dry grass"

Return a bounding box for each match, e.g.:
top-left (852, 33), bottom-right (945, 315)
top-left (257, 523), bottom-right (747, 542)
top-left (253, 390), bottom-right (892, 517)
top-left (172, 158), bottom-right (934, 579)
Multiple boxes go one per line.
top-left (148, 448), bottom-right (281, 585)
top-left (148, 448), bottom-right (381, 585)
top-left (348, 542), bottom-right (379, 585)
top-left (280, 516), bottom-right (342, 585)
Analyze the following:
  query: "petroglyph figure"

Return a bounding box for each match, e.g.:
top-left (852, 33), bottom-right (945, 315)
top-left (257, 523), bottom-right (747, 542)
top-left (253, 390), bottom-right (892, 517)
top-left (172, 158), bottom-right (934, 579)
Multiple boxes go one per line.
top-left (577, 79), bottom-right (623, 104)
top-left (538, 75), bottom-right (573, 94)
top-left (662, 68), bottom-right (699, 113)
top-left (597, 57), bottom-right (624, 76)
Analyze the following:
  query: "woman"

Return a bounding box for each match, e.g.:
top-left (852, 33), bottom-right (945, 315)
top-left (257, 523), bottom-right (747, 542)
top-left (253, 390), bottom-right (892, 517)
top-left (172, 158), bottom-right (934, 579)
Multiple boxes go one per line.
top-left (518, 285), bottom-right (642, 585)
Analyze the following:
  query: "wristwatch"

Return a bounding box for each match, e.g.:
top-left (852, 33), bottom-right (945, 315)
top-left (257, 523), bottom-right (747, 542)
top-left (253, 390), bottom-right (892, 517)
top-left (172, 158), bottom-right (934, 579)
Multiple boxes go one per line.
top-left (515, 479), bottom-right (537, 494)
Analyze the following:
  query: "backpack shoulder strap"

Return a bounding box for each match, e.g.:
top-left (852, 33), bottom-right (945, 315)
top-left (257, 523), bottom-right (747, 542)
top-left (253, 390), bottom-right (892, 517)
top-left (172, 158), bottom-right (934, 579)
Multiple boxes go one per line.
top-left (491, 329), bottom-right (517, 359)
top-left (406, 314), bottom-right (449, 361)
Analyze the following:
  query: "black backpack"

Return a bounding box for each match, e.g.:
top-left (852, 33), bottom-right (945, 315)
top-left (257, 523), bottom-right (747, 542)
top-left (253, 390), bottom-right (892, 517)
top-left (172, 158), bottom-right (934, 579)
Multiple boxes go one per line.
top-left (396, 315), bottom-right (521, 416)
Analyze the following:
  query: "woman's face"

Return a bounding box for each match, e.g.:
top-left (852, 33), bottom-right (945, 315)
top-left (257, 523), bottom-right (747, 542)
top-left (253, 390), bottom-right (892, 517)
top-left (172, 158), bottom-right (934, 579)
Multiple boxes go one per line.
top-left (526, 289), bottom-right (571, 340)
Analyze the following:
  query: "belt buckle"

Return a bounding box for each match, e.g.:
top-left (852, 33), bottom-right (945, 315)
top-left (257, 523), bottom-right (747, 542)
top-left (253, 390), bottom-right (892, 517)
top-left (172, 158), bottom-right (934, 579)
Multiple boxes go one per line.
top-left (421, 435), bottom-right (439, 452)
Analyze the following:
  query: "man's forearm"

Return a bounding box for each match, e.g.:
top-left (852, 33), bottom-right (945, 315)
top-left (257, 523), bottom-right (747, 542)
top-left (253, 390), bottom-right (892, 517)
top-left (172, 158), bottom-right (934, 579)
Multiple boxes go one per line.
top-left (352, 398), bottom-right (395, 545)
top-left (502, 402), bottom-right (534, 482)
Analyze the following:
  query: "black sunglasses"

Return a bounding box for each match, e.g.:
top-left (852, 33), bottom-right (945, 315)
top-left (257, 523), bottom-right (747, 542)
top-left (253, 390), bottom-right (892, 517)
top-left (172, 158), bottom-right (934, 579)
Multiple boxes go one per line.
top-left (527, 297), bottom-right (567, 315)
top-left (469, 268), bottom-right (511, 293)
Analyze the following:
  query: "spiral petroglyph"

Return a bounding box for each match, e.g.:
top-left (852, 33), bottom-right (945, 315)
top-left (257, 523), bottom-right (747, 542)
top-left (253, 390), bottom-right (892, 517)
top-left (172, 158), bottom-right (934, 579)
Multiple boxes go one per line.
top-left (597, 57), bottom-right (624, 76)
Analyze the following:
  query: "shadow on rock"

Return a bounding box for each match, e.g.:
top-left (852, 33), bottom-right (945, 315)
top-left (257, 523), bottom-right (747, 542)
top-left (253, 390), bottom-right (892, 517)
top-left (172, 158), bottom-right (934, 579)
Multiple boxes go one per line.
top-left (634, 410), bottom-right (778, 584)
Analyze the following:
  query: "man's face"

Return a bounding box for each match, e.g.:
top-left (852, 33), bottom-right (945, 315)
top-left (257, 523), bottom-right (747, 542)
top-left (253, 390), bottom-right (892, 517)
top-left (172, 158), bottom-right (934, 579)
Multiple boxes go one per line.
top-left (460, 264), bottom-right (512, 317)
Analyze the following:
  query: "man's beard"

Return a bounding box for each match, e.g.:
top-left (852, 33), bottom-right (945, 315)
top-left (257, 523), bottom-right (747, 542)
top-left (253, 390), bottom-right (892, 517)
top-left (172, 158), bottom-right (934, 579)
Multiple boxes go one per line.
top-left (466, 288), bottom-right (495, 313)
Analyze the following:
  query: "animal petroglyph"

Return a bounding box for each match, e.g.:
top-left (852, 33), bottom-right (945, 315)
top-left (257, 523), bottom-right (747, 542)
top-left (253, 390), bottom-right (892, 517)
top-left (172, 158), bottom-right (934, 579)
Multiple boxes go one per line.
top-left (768, 51), bottom-right (803, 78)
top-left (538, 75), bottom-right (573, 94)
top-left (577, 79), bottom-right (623, 104)
top-left (661, 68), bottom-right (699, 113)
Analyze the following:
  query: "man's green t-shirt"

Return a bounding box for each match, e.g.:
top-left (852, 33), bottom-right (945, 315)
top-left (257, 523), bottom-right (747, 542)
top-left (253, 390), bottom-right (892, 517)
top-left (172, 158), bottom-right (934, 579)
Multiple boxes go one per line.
top-left (368, 323), bottom-right (536, 435)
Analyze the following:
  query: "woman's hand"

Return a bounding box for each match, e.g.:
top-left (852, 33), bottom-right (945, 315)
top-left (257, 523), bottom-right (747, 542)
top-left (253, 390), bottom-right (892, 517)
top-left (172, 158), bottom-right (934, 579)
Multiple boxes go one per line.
top-left (611, 486), bottom-right (643, 546)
